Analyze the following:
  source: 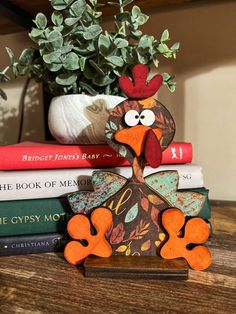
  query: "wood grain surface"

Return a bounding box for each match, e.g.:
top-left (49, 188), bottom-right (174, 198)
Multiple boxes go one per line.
top-left (84, 256), bottom-right (189, 279)
top-left (0, 205), bottom-right (235, 313)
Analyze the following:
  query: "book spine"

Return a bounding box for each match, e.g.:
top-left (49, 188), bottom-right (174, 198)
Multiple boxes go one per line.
top-left (0, 198), bottom-right (72, 236)
top-left (0, 164), bottom-right (203, 201)
top-left (0, 233), bottom-right (69, 256)
top-left (0, 142), bottom-right (192, 170)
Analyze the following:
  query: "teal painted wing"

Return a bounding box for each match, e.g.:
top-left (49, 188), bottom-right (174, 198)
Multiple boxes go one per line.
top-left (145, 171), bottom-right (206, 217)
top-left (68, 170), bottom-right (128, 214)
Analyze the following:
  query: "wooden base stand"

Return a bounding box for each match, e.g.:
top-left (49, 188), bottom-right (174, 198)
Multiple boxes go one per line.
top-left (84, 256), bottom-right (189, 280)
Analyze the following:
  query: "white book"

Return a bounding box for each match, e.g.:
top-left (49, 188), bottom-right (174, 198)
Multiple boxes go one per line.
top-left (0, 164), bottom-right (204, 201)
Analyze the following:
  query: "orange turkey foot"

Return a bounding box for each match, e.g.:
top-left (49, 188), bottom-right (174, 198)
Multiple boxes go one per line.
top-left (160, 208), bottom-right (212, 270)
top-left (64, 207), bottom-right (112, 265)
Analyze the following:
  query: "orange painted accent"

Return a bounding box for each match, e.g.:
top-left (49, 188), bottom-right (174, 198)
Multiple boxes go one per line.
top-left (152, 128), bottom-right (162, 141)
top-left (138, 97), bottom-right (156, 109)
top-left (64, 207), bottom-right (112, 265)
top-left (115, 126), bottom-right (162, 156)
top-left (115, 125), bottom-right (149, 156)
top-left (160, 208), bottom-right (212, 271)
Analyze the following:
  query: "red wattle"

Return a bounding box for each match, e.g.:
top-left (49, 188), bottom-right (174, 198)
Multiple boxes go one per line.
top-left (144, 129), bottom-right (162, 168)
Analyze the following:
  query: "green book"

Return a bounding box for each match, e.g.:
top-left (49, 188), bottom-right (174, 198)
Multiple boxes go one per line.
top-left (186, 187), bottom-right (211, 220)
top-left (0, 197), bottom-right (72, 236)
top-left (177, 187), bottom-right (211, 220)
top-left (0, 188), bottom-right (211, 237)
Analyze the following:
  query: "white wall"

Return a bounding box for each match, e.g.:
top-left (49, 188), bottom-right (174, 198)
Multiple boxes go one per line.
top-left (0, 33), bottom-right (44, 144)
top-left (0, 1), bottom-right (235, 200)
top-left (143, 1), bottom-right (236, 201)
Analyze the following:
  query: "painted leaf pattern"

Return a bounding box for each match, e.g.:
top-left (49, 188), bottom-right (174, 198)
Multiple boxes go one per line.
top-left (105, 222), bottom-right (113, 238)
top-left (111, 105), bottom-right (123, 117)
top-left (151, 206), bottom-right (160, 228)
top-left (125, 203), bottom-right (138, 223)
top-left (123, 100), bottom-right (139, 113)
top-left (148, 194), bottom-right (164, 205)
top-left (141, 239), bottom-right (151, 251)
top-left (110, 223), bottom-right (125, 244)
top-left (141, 197), bottom-right (149, 212)
top-left (118, 145), bottom-right (128, 157)
top-left (116, 245), bottom-right (127, 253)
top-left (128, 219), bottom-right (150, 240)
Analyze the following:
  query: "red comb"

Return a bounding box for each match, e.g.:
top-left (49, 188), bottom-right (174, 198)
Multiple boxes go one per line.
top-left (119, 64), bottom-right (163, 99)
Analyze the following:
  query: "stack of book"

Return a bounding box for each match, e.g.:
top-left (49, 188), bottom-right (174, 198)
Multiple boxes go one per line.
top-left (0, 141), bottom-right (210, 256)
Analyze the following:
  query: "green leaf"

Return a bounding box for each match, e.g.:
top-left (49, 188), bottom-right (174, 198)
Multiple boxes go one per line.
top-left (79, 57), bottom-right (86, 71)
top-left (161, 29), bottom-right (169, 42)
top-left (53, 25), bottom-right (64, 32)
top-left (51, 12), bottom-right (63, 26)
top-left (89, 0), bottom-right (97, 6)
top-left (56, 73), bottom-right (77, 86)
top-left (83, 25), bottom-right (102, 40)
top-left (157, 43), bottom-right (169, 54)
top-left (83, 66), bottom-right (94, 79)
top-left (98, 34), bottom-right (112, 56)
top-left (63, 52), bottom-right (80, 70)
top-left (121, 48), bottom-right (135, 64)
top-left (137, 51), bottom-right (148, 64)
top-left (162, 72), bottom-right (171, 81)
top-left (171, 42), bottom-right (180, 51)
top-left (168, 84), bottom-right (176, 93)
top-left (79, 81), bottom-right (98, 95)
top-left (89, 60), bottom-right (105, 75)
top-left (57, 45), bottom-right (73, 54)
top-left (0, 89), bottom-right (7, 101)
top-left (122, 0), bottom-right (133, 7)
top-left (12, 63), bottom-right (19, 77)
top-left (93, 75), bottom-right (115, 87)
top-left (30, 28), bottom-right (45, 38)
top-left (107, 2), bottom-right (120, 7)
top-left (136, 14), bottom-right (149, 25)
top-left (106, 56), bottom-right (124, 67)
top-left (116, 12), bottom-right (131, 22)
top-left (0, 72), bottom-right (10, 82)
top-left (114, 38), bottom-right (128, 48)
top-left (65, 17), bottom-right (79, 26)
top-left (70, 0), bottom-right (86, 17)
top-left (153, 57), bottom-right (159, 68)
top-left (19, 48), bottom-right (35, 66)
top-left (43, 51), bottom-right (61, 64)
top-left (138, 35), bottom-right (154, 49)
top-left (50, 0), bottom-right (70, 10)
top-left (34, 13), bottom-right (47, 29)
top-left (131, 30), bottom-right (142, 38)
top-left (46, 63), bottom-right (63, 72)
top-left (47, 30), bottom-right (63, 48)
top-left (6, 47), bottom-right (15, 65)
top-left (125, 203), bottom-right (138, 223)
top-left (132, 5), bottom-right (141, 18)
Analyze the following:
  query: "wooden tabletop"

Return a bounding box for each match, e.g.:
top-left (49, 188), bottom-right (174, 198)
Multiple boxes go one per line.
top-left (0, 205), bottom-right (235, 313)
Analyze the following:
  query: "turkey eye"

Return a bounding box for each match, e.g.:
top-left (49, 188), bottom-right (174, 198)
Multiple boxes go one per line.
top-left (124, 110), bottom-right (140, 127)
top-left (139, 109), bottom-right (155, 126)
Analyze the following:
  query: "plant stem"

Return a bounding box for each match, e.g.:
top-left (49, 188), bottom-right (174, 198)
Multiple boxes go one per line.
top-left (119, 0), bottom-right (126, 36)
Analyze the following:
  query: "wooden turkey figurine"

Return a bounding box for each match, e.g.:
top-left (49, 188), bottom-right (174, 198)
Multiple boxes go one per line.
top-left (64, 64), bottom-right (211, 272)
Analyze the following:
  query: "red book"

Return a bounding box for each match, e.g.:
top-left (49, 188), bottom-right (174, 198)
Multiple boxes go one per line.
top-left (0, 141), bottom-right (192, 170)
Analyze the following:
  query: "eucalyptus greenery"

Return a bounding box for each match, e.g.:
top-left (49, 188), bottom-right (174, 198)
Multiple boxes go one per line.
top-left (0, 0), bottom-right (180, 100)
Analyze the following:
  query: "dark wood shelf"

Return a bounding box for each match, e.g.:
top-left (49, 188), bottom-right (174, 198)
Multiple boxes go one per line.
top-left (0, 205), bottom-right (235, 313)
top-left (0, 0), bottom-right (229, 35)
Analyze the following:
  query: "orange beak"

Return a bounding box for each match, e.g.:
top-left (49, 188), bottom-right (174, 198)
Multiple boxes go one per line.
top-left (114, 125), bottom-right (163, 168)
